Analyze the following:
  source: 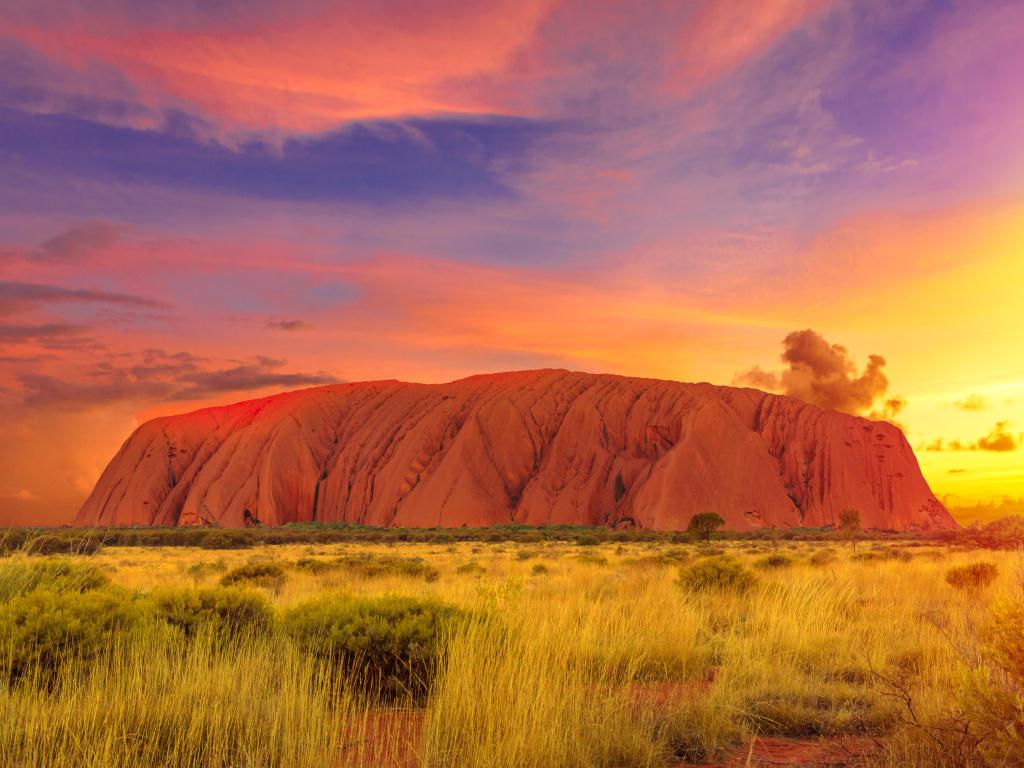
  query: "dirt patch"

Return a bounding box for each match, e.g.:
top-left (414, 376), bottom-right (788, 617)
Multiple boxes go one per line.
top-left (628, 675), bottom-right (715, 707)
top-left (686, 736), bottom-right (878, 767)
top-left (338, 709), bottom-right (424, 768)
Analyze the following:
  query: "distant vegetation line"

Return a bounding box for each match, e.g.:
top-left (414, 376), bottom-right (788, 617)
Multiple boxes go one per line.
top-left (2, 516), bottom-right (1023, 554)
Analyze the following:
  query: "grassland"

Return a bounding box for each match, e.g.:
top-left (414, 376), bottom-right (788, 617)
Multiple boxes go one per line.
top-left (0, 533), bottom-right (1021, 767)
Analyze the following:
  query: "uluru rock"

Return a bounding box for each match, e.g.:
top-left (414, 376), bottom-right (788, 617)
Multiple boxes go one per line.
top-left (76, 369), bottom-right (956, 531)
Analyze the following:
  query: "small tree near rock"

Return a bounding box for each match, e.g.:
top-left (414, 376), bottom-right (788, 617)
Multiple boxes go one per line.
top-left (687, 512), bottom-right (725, 542)
top-left (839, 508), bottom-right (861, 549)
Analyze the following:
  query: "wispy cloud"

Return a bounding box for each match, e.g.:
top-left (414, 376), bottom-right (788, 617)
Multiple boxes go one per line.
top-left (16, 350), bottom-right (339, 409)
top-left (0, 281), bottom-right (169, 316)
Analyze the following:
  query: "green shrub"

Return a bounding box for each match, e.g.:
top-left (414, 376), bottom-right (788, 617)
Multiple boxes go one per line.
top-left (883, 547), bottom-right (913, 562)
top-left (575, 535), bottom-right (601, 547)
top-left (687, 512), bottom-right (725, 542)
top-left (456, 561), bottom-right (486, 576)
top-left (695, 546), bottom-right (726, 557)
top-left (284, 594), bottom-right (462, 700)
top-left (576, 553), bottom-right (608, 566)
top-left (24, 533), bottom-right (102, 556)
top-left (0, 529), bottom-right (29, 554)
top-left (808, 548), bottom-right (836, 567)
top-left (677, 556), bottom-right (757, 594)
top-left (514, 549), bottom-right (539, 561)
top-left (945, 562), bottom-right (999, 590)
top-left (184, 560), bottom-right (227, 581)
top-left (851, 551), bottom-right (883, 562)
top-left (530, 563), bottom-right (550, 576)
top-left (0, 558), bottom-right (109, 601)
top-left (151, 586), bottom-right (274, 643)
top-left (198, 530), bottom-right (254, 550)
top-left (0, 589), bottom-right (143, 684)
top-left (963, 597), bottom-right (1024, 764)
top-left (337, 554), bottom-right (439, 582)
top-left (293, 556), bottom-right (338, 574)
top-left (755, 553), bottom-right (794, 570)
top-left (220, 561), bottom-right (287, 590)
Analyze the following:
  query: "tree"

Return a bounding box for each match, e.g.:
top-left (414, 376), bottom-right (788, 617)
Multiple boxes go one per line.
top-left (839, 508), bottom-right (861, 548)
top-left (687, 512), bottom-right (725, 542)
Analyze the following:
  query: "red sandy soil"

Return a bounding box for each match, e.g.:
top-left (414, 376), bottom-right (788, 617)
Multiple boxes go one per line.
top-left (337, 708), bottom-right (423, 768)
top-left (687, 735), bottom-right (878, 767)
top-left (339, 707), bottom-right (879, 768)
top-left (78, 369), bottom-right (953, 531)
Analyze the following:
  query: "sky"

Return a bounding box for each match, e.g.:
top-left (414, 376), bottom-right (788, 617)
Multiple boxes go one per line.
top-left (1, 0), bottom-right (1023, 526)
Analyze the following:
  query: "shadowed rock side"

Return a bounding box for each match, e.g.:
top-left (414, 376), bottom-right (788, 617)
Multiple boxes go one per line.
top-left (75, 370), bottom-right (956, 531)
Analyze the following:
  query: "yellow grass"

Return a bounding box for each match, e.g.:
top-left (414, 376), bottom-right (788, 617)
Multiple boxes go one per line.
top-left (1, 538), bottom-right (1021, 767)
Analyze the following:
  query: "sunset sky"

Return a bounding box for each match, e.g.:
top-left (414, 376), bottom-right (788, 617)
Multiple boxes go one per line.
top-left (1, 0), bottom-right (1022, 526)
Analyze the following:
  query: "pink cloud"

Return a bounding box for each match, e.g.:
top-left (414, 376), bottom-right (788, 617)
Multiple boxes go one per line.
top-left (1, 0), bottom-right (826, 141)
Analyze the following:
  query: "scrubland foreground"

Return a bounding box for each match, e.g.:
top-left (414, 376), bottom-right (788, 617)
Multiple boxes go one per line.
top-left (0, 534), bottom-right (1022, 767)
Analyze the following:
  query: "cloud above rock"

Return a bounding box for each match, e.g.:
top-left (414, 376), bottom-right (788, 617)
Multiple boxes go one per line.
top-left (15, 350), bottom-right (340, 409)
top-left (734, 329), bottom-right (896, 417)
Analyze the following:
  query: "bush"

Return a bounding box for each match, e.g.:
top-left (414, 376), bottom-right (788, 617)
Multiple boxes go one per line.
top-left (0, 558), bottom-right (109, 601)
top-left (198, 530), bottom-right (254, 550)
top-left (184, 560), bottom-right (227, 580)
top-left (284, 594), bottom-right (462, 700)
top-left (755, 553), bottom-right (794, 570)
top-left (24, 533), bottom-right (102, 556)
top-left (964, 597), bottom-right (1024, 764)
top-left (808, 548), bottom-right (836, 567)
top-left (696, 546), bottom-right (726, 557)
top-left (151, 586), bottom-right (274, 643)
top-left (677, 556), bottom-right (757, 594)
top-left (531, 563), bottom-right (550, 576)
top-left (575, 535), bottom-right (601, 547)
top-left (0, 529), bottom-right (29, 554)
top-left (220, 562), bottom-right (287, 590)
top-left (851, 551), bottom-right (884, 562)
top-left (687, 512), bottom-right (725, 542)
top-left (885, 548), bottom-right (913, 562)
top-left (456, 561), bottom-right (486, 576)
top-left (337, 554), bottom-right (439, 582)
top-left (0, 589), bottom-right (143, 684)
top-left (293, 556), bottom-right (338, 574)
top-left (945, 562), bottom-right (999, 590)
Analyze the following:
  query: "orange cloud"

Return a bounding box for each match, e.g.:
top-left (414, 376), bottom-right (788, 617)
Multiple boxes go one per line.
top-left (734, 329), bottom-right (899, 417)
top-left (923, 422), bottom-right (1020, 453)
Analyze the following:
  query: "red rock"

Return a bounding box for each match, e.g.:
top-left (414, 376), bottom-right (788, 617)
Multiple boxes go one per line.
top-left (75, 369), bottom-right (956, 531)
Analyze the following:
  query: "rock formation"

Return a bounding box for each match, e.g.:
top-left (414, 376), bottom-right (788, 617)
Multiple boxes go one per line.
top-left (76, 369), bottom-right (956, 531)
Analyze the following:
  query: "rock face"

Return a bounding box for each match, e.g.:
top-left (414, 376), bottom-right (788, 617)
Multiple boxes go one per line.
top-left (76, 369), bottom-right (956, 531)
